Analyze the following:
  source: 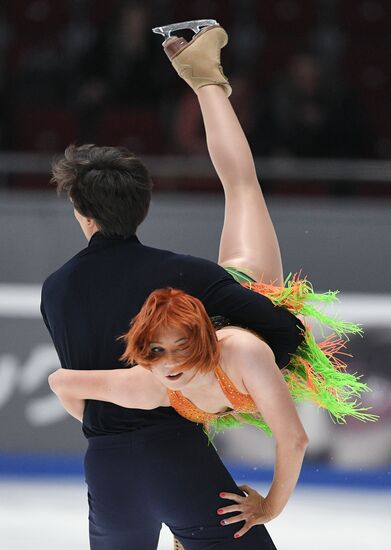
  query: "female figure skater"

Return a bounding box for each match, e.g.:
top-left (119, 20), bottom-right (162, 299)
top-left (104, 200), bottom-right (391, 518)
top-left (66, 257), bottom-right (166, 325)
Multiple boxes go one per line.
top-left (49, 22), bottom-right (375, 546)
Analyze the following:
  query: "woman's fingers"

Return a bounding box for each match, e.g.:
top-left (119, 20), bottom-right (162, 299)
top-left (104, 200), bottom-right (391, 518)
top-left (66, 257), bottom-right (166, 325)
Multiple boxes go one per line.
top-left (217, 504), bottom-right (242, 516)
top-left (220, 513), bottom-right (246, 526)
top-left (234, 520), bottom-right (255, 539)
top-left (219, 491), bottom-right (245, 503)
top-left (238, 484), bottom-right (256, 495)
top-left (218, 485), bottom-right (272, 538)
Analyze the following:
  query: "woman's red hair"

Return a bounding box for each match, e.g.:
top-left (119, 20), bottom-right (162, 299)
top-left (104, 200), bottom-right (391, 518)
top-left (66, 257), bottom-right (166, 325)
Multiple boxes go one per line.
top-left (120, 288), bottom-right (220, 374)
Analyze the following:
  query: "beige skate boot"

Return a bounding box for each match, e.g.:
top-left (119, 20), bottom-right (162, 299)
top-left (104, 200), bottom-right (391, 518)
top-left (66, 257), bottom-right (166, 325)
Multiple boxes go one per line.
top-left (173, 537), bottom-right (185, 549)
top-left (153, 20), bottom-right (231, 97)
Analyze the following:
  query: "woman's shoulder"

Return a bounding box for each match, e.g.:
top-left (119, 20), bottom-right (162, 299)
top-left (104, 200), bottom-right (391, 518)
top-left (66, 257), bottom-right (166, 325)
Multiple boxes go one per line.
top-left (217, 326), bottom-right (268, 351)
top-left (218, 327), bottom-right (276, 386)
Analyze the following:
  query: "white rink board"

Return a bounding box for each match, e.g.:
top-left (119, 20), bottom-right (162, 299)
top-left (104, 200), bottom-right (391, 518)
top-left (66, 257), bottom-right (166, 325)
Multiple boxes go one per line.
top-left (0, 479), bottom-right (389, 550)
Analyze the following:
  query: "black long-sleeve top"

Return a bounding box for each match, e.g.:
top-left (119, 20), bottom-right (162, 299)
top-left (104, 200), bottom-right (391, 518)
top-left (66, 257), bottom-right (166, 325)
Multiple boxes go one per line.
top-left (41, 232), bottom-right (304, 437)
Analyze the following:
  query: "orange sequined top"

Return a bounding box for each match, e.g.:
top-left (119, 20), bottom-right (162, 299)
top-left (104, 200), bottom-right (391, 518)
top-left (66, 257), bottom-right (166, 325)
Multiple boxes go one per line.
top-left (167, 365), bottom-right (258, 426)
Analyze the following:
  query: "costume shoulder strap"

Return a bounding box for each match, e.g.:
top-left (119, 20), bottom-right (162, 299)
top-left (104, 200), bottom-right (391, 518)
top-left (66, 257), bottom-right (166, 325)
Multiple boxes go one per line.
top-left (214, 365), bottom-right (257, 413)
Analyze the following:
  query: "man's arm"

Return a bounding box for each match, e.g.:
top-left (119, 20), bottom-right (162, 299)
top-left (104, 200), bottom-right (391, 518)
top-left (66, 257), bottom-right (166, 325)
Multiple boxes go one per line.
top-left (40, 298), bottom-right (53, 339)
top-left (177, 255), bottom-right (304, 368)
top-left (41, 284), bottom-right (71, 368)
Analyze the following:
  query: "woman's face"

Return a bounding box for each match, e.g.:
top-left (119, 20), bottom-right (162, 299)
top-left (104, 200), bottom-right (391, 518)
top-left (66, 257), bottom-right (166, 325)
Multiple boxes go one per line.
top-left (148, 327), bottom-right (197, 390)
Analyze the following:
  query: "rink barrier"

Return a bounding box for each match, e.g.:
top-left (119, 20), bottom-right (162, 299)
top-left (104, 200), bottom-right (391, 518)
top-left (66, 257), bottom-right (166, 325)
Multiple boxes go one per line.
top-left (1, 152), bottom-right (391, 182)
top-left (227, 463), bottom-right (391, 490)
top-left (0, 453), bottom-right (390, 489)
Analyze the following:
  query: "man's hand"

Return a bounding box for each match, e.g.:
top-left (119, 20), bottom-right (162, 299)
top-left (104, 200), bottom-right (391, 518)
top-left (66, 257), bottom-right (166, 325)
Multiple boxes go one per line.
top-left (217, 484), bottom-right (280, 539)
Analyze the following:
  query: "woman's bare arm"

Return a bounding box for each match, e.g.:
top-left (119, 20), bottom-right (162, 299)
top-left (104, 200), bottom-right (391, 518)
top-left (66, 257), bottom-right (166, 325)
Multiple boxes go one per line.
top-left (48, 365), bottom-right (167, 421)
top-left (219, 333), bottom-right (308, 537)
top-left (51, 391), bottom-right (86, 422)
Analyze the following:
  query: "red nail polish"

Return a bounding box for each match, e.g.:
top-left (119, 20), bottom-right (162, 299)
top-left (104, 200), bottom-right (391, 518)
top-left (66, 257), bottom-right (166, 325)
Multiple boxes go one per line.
top-left (234, 533), bottom-right (240, 539)
top-left (220, 520), bottom-right (226, 526)
top-left (219, 492), bottom-right (226, 497)
top-left (217, 509), bottom-right (224, 514)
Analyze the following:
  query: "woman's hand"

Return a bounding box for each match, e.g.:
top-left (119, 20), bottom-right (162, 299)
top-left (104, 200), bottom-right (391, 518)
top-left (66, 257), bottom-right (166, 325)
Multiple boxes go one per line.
top-left (217, 485), bottom-right (281, 539)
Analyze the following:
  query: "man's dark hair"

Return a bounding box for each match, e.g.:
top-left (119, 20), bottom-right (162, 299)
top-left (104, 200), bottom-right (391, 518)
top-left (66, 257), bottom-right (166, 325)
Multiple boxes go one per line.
top-left (52, 144), bottom-right (153, 238)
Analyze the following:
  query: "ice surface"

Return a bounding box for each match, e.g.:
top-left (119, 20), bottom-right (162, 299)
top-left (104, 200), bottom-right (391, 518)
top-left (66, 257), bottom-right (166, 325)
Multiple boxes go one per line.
top-left (0, 479), bottom-right (389, 549)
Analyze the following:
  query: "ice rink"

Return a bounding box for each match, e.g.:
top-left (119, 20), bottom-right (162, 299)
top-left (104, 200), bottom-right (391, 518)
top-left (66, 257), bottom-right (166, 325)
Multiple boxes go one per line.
top-left (1, 479), bottom-right (389, 550)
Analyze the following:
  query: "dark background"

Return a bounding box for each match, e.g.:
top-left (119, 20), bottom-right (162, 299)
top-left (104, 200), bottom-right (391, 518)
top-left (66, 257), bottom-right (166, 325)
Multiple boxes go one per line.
top-left (0, 0), bottom-right (390, 194)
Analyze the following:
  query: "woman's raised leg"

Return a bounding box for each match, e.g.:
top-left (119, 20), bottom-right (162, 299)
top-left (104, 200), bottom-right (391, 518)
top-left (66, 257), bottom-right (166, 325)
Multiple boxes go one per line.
top-left (197, 84), bottom-right (283, 285)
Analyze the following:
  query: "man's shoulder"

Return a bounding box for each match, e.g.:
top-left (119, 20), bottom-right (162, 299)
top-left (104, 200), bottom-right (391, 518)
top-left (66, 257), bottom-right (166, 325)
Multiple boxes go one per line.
top-left (139, 245), bottom-right (224, 274)
top-left (40, 243), bottom-right (181, 296)
top-left (41, 247), bottom-right (89, 297)
top-left (162, 251), bottom-right (225, 272)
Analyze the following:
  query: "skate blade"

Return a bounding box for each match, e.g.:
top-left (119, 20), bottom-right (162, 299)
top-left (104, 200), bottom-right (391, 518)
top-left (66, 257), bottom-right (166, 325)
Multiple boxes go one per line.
top-left (152, 19), bottom-right (218, 39)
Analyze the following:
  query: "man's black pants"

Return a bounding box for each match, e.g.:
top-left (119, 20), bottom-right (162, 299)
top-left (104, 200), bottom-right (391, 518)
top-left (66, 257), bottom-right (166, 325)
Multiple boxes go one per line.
top-left (85, 422), bottom-right (277, 549)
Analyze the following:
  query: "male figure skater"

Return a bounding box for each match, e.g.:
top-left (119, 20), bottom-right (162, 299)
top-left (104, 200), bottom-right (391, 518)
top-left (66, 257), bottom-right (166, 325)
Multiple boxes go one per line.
top-left (41, 23), bottom-right (303, 550)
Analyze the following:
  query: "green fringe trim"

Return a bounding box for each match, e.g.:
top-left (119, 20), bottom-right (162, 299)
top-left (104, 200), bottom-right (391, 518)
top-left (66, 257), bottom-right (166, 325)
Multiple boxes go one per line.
top-left (285, 330), bottom-right (378, 424)
top-left (206, 267), bottom-right (379, 437)
top-left (226, 267), bottom-right (363, 338)
top-left (225, 266), bottom-right (256, 284)
top-left (206, 410), bottom-right (273, 440)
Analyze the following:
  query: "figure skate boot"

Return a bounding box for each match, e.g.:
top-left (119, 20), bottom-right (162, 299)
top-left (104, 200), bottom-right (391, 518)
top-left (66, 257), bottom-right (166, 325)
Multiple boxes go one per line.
top-left (152, 19), bottom-right (231, 97)
top-left (173, 537), bottom-right (185, 550)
